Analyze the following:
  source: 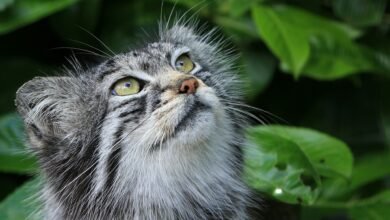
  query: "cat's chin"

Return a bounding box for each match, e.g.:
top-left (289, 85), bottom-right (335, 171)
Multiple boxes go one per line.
top-left (167, 105), bottom-right (215, 144)
top-left (150, 86), bottom-right (224, 149)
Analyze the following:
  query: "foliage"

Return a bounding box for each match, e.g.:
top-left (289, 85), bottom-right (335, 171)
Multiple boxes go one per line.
top-left (0, 0), bottom-right (389, 219)
top-left (0, 178), bottom-right (40, 220)
top-left (0, 0), bottom-right (79, 34)
top-left (244, 126), bottom-right (353, 205)
top-left (0, 114), bottom-right (37, 173)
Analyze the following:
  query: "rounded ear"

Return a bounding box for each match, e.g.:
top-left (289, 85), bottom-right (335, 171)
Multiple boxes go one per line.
top-left (16, 76), bottom-right (70, 121)
top-left (16, 77), bottom-right (49, 120)
top-left (15, 76), bottom-right (74, 148)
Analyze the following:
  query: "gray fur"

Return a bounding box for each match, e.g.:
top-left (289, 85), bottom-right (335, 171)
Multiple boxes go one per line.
top-left (16, 22), bottom-right (257, 220)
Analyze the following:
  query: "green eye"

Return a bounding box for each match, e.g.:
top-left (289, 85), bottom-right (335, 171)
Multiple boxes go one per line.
top-left (175, 54), bottom-right (194, 73)
top-left (112, 77), bottom-right (141, 96)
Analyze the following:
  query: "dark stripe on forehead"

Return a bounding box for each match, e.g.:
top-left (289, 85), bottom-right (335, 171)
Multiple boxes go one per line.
top-left (96, 58), bottom-right (122, 81)
top-left (165, 52), bottom-right (171, 61)
top-left (141, 62), bottom-right (150, 71)
top-left (98, 67), bottom-right (121, 82)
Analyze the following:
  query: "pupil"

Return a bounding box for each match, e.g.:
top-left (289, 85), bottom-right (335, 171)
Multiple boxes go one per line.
top-left (124, 82), bottom-right (131, 87)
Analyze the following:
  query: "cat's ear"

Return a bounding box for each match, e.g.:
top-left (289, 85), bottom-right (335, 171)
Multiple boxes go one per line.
top-left (16, 76), bottom-right (71, 119)
top-left (15, 76), bottom-right (75, 149)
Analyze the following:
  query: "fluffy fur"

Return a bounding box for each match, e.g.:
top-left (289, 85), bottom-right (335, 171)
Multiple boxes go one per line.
top-left (16, 22), bottom-right (256, 219)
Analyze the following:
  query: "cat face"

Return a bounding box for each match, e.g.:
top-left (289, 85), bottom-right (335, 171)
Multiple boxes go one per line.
top-left (97, 43), bottom-right (224, 153)
top-left (15, 25), bottom-right (247, 219)
top-left (91, 41), bottom-right (238, 191)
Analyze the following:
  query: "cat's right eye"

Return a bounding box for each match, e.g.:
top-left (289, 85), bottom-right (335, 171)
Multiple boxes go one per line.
top-left (111, 77), bottom-right (141, 96)
top-left (175, 54), bottom-right (194, 73)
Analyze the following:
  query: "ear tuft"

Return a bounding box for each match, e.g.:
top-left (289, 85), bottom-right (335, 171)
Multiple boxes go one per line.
top-left (15, 77), bottom-right (48, 120)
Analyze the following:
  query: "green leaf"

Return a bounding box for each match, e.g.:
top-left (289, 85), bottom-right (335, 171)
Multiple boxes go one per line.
top-left (264, 126), bottom-right (353, 179)
top-left (381, 81), bottom-right (390, 149)
top-left (240, 49), bottom-right (276, 100)
top-left (302, 35), bottom-right (375, 80)
top-left (227, 0), bottom-right (256, 18)
top-left (214, 16), bottom-right (259, 42)
top-left (0, 113), bottom-right (37, 174)
top-left (347, 153), bottom-right (390, 193)
top-left (0, 0), bottom-right (80, 35)
top-left (0, 178), bottom-right (41, 220)
top-left (303, 190), bottom-right (390, 219)
top-left (348, 190), bottom-right (390, 220)
top-left (244, 126), bottom-right (353, 204)
top-left (0, 0), bottom-right (14, 11)
top-left (321, 152), bottom-right (390, 199)
top-left (251, 4), bottom-right (373, 80)
top-left (333, 0), bottom-right (387, 27)
top-left (252, 5), bottom-right (310, 76)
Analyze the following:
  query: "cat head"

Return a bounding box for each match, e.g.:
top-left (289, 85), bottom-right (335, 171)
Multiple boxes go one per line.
top-left (15, 24), bottom-right (246, 202)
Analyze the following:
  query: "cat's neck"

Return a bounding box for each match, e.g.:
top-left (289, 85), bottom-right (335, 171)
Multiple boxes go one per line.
top-left (42, 140), bottom-right (250, 220)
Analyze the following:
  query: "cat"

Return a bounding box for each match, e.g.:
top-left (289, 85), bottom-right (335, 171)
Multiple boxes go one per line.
top-left (15, 22), bottom-right (258, 219)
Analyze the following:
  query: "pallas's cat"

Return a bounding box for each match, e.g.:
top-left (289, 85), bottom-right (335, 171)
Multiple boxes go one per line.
top-left (16, 23), bottom-right (256, 219)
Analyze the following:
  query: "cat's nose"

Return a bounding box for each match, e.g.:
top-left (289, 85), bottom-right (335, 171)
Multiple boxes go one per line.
top-left (178, 77), bottom-right (199, 94)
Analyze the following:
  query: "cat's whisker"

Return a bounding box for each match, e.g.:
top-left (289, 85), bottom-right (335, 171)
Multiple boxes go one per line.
top-left (69, 57), bottom-right (85, 75)
top-left (225, 106), bottom-right (267, 125)
top-left (68, 39), bottom-right (113, 58)
top-left (229, 102), bottom-right (284, 121)
top-left (140, 27), bottom-right (152, 40)
top-left (77, 26), bottom-right (116, 56)
top-left (225, 103), bottom-right (272, 125)
top-left (165, 0), bottom-right (178, 34)
top-left (160, 0), bottom-right (165, 30)
top-left (219, 98), bottom-right (288, 125)
top-left (63, 54), bottom-right (83, 73)
top-left (51, 47), bottom-right (109, 59)
top-left (176, 0), bottom-right (208, 27)
top-left (236, 103), bottom-right (286, 125)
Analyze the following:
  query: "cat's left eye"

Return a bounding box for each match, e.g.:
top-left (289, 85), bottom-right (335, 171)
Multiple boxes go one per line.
top-left (111, 77), bottom-right (141, 96)
top-left (174, 54), bottom-right (194, 73)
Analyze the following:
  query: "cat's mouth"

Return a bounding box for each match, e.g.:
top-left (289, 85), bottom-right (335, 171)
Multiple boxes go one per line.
top-left (149, 90), bottom-right (218, 151)
top-left (170, 100), bottom-right (210, 134)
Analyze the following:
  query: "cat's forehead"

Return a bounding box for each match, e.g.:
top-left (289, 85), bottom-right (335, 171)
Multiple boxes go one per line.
top-left (142, 42), bottom-right (174, 55)
top-left (96, 42), bottom-right (184, 77)
top-left (125, 42), bottom-right (174, 62)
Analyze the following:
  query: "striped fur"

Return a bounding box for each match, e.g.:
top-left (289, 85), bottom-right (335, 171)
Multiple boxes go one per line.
top-left (15, 23), bottom-right (257, 219)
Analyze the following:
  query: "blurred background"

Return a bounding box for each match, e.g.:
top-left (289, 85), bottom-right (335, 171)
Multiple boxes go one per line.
top-left (0, 0), bottom-right (389, 219)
